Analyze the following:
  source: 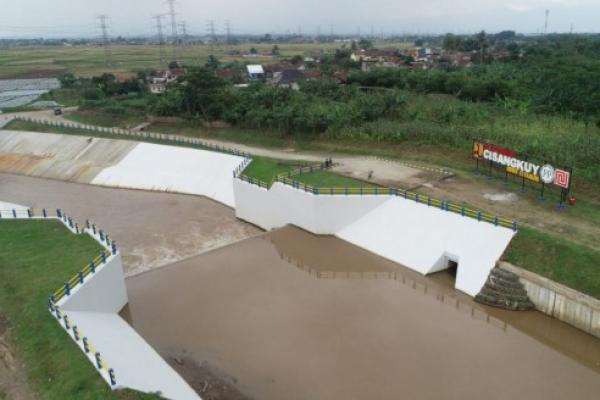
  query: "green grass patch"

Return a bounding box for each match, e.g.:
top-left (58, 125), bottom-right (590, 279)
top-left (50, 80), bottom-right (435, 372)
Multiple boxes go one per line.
top-left (0, 219), bottom-right (161, 399)
top-left (149, 120), bottom-right (297, 150)
top-left (241, 156), bottom-right (307, 183)
top-left (292, 170), bottom-right (377, 188)
top-left (241, 156), bottom-right (373, 188)
top-left (503, 226), bottom-right (600, 299)
top-left (64, 110), bottom-right (144, 129)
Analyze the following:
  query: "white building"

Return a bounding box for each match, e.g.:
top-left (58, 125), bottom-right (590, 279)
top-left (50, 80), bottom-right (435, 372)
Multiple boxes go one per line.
top-left (246, 64), bottom-right (265, 80)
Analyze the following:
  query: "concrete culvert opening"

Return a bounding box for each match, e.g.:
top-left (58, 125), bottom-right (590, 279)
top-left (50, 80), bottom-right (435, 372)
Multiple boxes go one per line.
top-left (447, 260), bottom-right (458, 279)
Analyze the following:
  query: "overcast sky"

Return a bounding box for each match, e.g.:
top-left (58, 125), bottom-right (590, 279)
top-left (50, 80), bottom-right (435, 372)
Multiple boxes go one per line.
top-left (1, 0), bottom-right (599, 38)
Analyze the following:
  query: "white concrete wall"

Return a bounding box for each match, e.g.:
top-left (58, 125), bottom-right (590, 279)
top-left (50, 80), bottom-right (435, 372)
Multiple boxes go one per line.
top-left (0, 200), bottom-right (26, 210)
top-left (233, 179), bottom-right (515, 296)
top-left (92, 142), bottom-right (245, 207)
top-left (337, 198), bottom-right (515, 296)
top-left (233, 181), bottom-right (389, 233)
top-left (66, 311), bottom-right (200, 400)
top-left (60, 253), bottom-right (128, 313)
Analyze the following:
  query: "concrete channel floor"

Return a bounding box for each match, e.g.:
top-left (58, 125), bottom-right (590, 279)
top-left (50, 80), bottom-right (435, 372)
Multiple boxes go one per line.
top-left (0, 172), bottom-right (260, 276)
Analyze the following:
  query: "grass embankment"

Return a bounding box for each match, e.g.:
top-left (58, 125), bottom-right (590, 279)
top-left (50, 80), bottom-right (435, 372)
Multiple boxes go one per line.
top-left (64, 110), bottom-right (145, 129)
top-left (241, 156), bottom-right (374, 187)
top-left (504, 226), bottom-right (600, 299)
top-left (0, 220), bottom-right (161, 399)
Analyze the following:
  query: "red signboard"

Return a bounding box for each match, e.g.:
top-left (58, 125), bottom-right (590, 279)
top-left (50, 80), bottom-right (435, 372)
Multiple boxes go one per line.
top-left (484, 143), bottom-right (517, 158)
top-left (554, 169), bottom-right (571, 189)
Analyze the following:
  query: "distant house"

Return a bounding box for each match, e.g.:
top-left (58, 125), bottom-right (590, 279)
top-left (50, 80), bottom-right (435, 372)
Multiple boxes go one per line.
top-left (149, 81), bottom-right (167, 94)
top-left (217, 68), bottom-right (241, 81)
top-left (263, 62), bottom-right (295, 80)
top-left (350, 49), bottom-right (398, 63)
top-left (361, 57), bottom-right (406, 72)
top-left (273, 69), bottom-right (305, 89)
top-left (303, 70), bottom-right (321, 80)
top-left (146, 67), bottom-right (187, 94)
top-left (246, 64), bottom-right (265, 80)
top-left (441, 51), bottom-right (474, 67)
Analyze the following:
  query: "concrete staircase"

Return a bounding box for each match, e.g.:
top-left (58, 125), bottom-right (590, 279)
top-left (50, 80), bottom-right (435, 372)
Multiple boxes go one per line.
top-left (475, 267), bottom-right (535, 311)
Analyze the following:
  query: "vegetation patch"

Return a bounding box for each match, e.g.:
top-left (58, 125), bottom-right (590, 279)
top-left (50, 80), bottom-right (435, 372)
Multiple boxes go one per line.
top-left (292, 170), bottom-right (377, 188)
top-left (503, 226), bottom-right (600, 299)
top-left (0, 219), bottom-right (161, 399)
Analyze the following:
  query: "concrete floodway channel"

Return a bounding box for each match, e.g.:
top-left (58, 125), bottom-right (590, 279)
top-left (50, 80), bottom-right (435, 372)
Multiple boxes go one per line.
top-left (1, 128), bottom-right (599, 399)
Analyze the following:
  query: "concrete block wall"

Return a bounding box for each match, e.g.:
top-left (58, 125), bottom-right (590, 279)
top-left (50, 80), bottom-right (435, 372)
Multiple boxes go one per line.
top-left (500, 261), bottom-right (600, 339)
top-left (233, 179), bottom-right (516, 296)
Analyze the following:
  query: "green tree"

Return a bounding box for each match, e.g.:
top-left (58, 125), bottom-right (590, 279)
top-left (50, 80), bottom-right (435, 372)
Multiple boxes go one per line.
top-left (205, 55), bottom-right (220, 71)
top-left (180, 67), bottom-right (227, 120)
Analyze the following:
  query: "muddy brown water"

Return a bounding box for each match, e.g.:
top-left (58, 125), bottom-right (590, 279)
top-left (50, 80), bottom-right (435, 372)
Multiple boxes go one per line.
top-left (125, 226), bottom-right (600, 400)
top-left (0, 173), bottom-right (259, 275)
top-left (2, 172), bottom-right (600, 399)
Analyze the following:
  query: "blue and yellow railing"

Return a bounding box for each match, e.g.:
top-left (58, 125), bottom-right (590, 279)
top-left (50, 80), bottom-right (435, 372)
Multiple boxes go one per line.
top-left (48, 304), bottom-right (116, 386)
top-left (236, 159), bottom-right (518, 231)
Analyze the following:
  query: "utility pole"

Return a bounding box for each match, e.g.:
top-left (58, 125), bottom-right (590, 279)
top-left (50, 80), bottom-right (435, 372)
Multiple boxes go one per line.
top-left (153, 15), bottom-right (166, 66)
top-left (544, 9), bottom-right (550, 35)
top-left (98, 15), bottom-right (111, 66)
top-left (165, 0), bottom-right (179, 61)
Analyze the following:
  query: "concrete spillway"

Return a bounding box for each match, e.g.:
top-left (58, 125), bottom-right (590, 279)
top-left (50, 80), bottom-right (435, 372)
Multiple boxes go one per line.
top-left (0, 130), bottom-right (244, 207)
top-left (0, 130), bottom-right (135, 183)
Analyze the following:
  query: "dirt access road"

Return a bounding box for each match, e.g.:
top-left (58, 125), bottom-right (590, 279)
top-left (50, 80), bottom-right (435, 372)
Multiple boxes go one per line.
top-left (4, 109), bottom-right (599, 249)
top-left (0, 311), bottom-right (36, 400)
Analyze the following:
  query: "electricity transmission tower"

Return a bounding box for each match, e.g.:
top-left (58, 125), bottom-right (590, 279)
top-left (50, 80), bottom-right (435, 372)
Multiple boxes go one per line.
top-left (225, 20), bottom-right (231, 45)
top-left (544, 9), bottom-right (550, 35)
top-left (178, 21), bottom-right (187, 45)
top-left (98, 15), bottom-right (111, 66)
top-left (206, 20), bottom-right (217, 50)
top-left (153, 15), bottom-right (166, 66)
top-left (165, 0), bottom-right (179, 60)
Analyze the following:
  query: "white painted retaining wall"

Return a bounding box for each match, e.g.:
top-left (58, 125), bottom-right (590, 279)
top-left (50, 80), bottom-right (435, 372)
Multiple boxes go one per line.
top-left (67, 311), bottom-right (200, 400)
top-left (91, 142), bottom-right (245, 207)
top-left (60, 252), bottom-right (128, 313)
top-left (233, 180), bottom-right (515, 296)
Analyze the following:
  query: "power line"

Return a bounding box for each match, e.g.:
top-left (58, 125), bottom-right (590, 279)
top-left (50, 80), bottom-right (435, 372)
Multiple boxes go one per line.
top-left (97, 15), bottom-right (111, 66)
